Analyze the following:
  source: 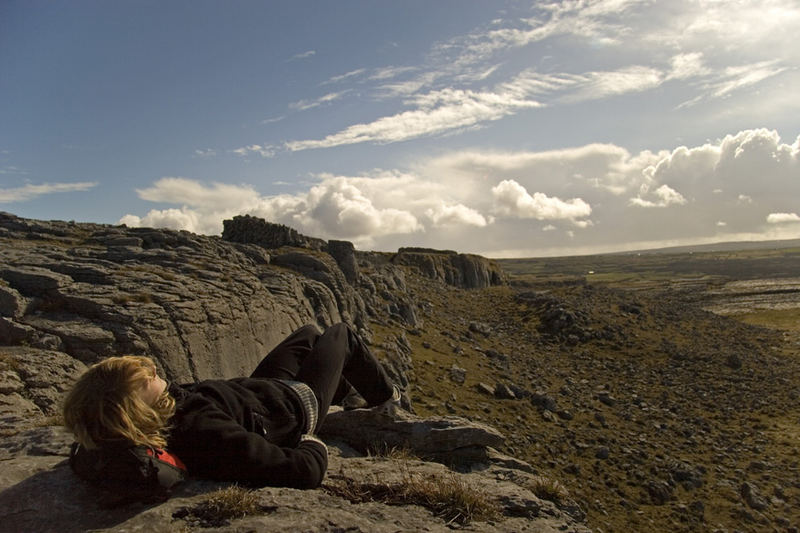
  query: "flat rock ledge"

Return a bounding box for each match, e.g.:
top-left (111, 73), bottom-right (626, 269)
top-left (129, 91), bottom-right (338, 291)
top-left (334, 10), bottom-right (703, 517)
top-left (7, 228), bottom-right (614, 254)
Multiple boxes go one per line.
top-left (0, 415), bottom-right (590, 533)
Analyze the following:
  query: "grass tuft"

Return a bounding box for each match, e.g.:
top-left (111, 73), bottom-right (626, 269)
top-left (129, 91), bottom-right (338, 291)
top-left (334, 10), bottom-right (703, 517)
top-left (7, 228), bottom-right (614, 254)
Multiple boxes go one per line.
top-left (325, 469), bottom-right (498, 525)
top-left (365, 442), bottom-right (417, 461)
top-left (527, 475), bottom-right (569, 504)
top-left (112, 292), bottom-right (153, 305)
top-left (173, 485), bottom-right (271, 528)
top-left (0, 352), bottom-right (20, 371)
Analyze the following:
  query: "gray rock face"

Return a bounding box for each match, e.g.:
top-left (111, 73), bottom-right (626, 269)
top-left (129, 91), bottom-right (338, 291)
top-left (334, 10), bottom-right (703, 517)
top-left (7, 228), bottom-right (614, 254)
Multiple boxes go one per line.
top-left (0, 214), bottom-right (344, 383)
top-left (392, 248), bottom-right (506, 289)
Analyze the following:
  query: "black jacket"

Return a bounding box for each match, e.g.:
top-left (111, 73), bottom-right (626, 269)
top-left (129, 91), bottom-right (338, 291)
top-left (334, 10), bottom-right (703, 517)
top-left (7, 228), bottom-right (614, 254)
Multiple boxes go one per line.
top-left (166, 378), bottom-right (327, 489)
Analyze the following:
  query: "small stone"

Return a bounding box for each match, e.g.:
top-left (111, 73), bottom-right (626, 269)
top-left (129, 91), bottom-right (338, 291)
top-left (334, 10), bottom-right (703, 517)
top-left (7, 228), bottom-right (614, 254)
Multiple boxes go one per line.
top-left (530, 391), bottom-right (557, 412)
top-left (556, 409), bottom-right (573, 421)
top-left (449, 364), bottom-right (466, 384)
top-left (494, 383), bottom-right (516, 399)
top-left (598, 392), bottom-right (617, 406)
top-left (741, 482), bottom-right (768, 511)
top-left (468, 322), bottom-right (491, 336)
top-left (595, 447), bottom-right (610, 460)
top-left (646, 480), bottom-right (673, 505)
top-left (475, 382), bottom-right (494, 396)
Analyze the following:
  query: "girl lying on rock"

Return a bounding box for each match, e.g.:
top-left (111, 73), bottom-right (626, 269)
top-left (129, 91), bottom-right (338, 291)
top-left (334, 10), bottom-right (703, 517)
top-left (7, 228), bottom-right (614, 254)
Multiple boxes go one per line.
top-left (63, 323), bottom-right (401, 504)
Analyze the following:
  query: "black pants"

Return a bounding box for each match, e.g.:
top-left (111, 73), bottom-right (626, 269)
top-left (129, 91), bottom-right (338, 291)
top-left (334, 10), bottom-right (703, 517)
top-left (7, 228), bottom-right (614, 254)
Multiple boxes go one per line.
top-left (250, 323), bottom-right (394, 432)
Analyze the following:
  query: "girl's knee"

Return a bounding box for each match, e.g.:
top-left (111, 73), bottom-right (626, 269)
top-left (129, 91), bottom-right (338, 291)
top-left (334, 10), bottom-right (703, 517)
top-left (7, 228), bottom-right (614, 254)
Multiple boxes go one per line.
top-left (296, 324), bottom-right (322, 336)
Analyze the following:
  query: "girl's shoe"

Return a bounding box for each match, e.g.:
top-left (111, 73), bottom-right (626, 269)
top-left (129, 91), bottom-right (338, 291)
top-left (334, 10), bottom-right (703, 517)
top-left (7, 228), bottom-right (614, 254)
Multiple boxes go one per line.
top-left (372, 385), bottom-right (402, 417)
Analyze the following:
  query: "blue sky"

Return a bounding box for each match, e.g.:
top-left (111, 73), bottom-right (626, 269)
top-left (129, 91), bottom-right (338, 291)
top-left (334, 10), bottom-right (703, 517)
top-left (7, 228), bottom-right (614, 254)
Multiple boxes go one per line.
top-left (2, 0), bottom-right (799, 257)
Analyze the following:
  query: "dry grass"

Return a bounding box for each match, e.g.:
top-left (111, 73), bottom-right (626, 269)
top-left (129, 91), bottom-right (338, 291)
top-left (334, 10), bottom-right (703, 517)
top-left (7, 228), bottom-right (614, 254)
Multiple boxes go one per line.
top-left (325, 469), bottom-right (498, 526)
top-left (0, 351), bottom-right (20, 371)
top-left (33, 414), bottom-right (65, 427)
top-left (365, 443), bottom-right (417, 461)
top-left (173, 485), bottom-right (269, 528)
top-left (526, 475), bottom-right (569, 504)
top-left (112, 292), bottom-right (153, 305)
top-left (735, 308), bottom-right (800, 332)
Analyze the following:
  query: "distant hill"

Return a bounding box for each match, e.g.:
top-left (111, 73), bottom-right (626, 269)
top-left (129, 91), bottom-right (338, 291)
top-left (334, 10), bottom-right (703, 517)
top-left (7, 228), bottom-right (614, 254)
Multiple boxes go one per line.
top-left (608, 238), bottom-right (800, 256)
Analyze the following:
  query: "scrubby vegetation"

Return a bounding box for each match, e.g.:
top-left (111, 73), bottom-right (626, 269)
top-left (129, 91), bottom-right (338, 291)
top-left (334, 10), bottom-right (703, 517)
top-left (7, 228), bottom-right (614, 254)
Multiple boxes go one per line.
top-left (173, 486), bottom-right (272, 528)
top-left (366, 248), bottom-right (800, 532)
top-left (324, 468), bottom-right (498, 525)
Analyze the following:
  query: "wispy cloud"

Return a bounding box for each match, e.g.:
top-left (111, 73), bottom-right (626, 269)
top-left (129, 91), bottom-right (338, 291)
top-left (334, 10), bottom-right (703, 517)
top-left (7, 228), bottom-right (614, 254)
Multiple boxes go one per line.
top-left (678, 59), bottom-right (789, 108)
top-left (285, 88), bottom-right (541, 151)
top-left (284, 63), bottom-right (666, 151)
top-left (323, 68), bottom-right (366, 85)
top-left (287, 50), bottom-right (316, 62)
top-left (230, 144), bottom-right (276, 158)
top-left (0, 182), bottom-right (98, 203)
top-left (289, 90), bottom-right (350, 111)
top-left (0, 165), bottom-right (29, 175)
top-left (368, 66), bottom-right (417, 81)
top-left (237, 1), bottom-right (797, 154)
top-left (193, 148), bottom-right (217, 158)
top-left (135, 177), bottom-right (260, 210)
top-left (261, 115), bottom-right (285, 124)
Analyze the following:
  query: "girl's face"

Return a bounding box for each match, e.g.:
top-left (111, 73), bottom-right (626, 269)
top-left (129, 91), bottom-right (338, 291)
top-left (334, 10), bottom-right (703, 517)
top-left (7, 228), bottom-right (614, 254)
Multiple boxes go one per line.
top-left (139, 369), bottom-right (167, 406)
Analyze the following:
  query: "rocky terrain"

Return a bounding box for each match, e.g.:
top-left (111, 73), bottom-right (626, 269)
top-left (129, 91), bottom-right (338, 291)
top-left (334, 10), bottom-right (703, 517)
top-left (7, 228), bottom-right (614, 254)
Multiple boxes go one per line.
top-left (0, 212), bottom-right (583, 533)
top-left (1, 211), bottom-right (798, 532)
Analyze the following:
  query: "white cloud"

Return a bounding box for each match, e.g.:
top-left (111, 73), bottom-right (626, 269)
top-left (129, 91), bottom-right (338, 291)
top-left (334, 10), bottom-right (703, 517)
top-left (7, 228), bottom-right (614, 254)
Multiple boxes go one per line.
top-left (491, 179), bottom-right (592, 221)
top-left (0, 181), bottom-right (98, 203)
top-left (119, 208), bottom-right (203, 234)
top-left (193, 148), bottom-right (216, 158)
top-left (230, 144), bottom-right (276, 158)
top-left (121, 128), bottom-right (800, 256)
top-left (136, 177), bottom-right (261, 210)
top-left (767, 212), bottom-right (800, 224)
top-left (629, 184), bottom-right (688, 208)
top-left (668, 52), bottom-right (708, 80)
top-left (425, 202), bottom-right (488, 227)
top-left (292, 177), bottom-right (423, 239)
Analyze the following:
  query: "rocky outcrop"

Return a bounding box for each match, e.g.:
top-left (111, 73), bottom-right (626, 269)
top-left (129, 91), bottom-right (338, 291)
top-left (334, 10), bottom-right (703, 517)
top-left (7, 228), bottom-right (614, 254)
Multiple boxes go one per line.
top-left (222, 214), bottom-right (326, 251)
top-left (392, 247), bottom-right (506, 289)
top-left (320, 407), bottom-right (507, 467)
top-left (0, 213), bottom-right (345, 384)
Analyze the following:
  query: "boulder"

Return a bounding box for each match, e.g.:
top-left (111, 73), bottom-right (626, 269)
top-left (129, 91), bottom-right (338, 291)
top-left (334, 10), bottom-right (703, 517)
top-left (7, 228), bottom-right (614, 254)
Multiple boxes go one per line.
top-left (320, 407), bottom-right (504, 460)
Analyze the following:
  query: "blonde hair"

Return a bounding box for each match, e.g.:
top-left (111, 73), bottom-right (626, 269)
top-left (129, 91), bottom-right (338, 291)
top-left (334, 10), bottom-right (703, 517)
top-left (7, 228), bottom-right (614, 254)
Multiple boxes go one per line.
top-left (63, 356), bottom-right (175, 449)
